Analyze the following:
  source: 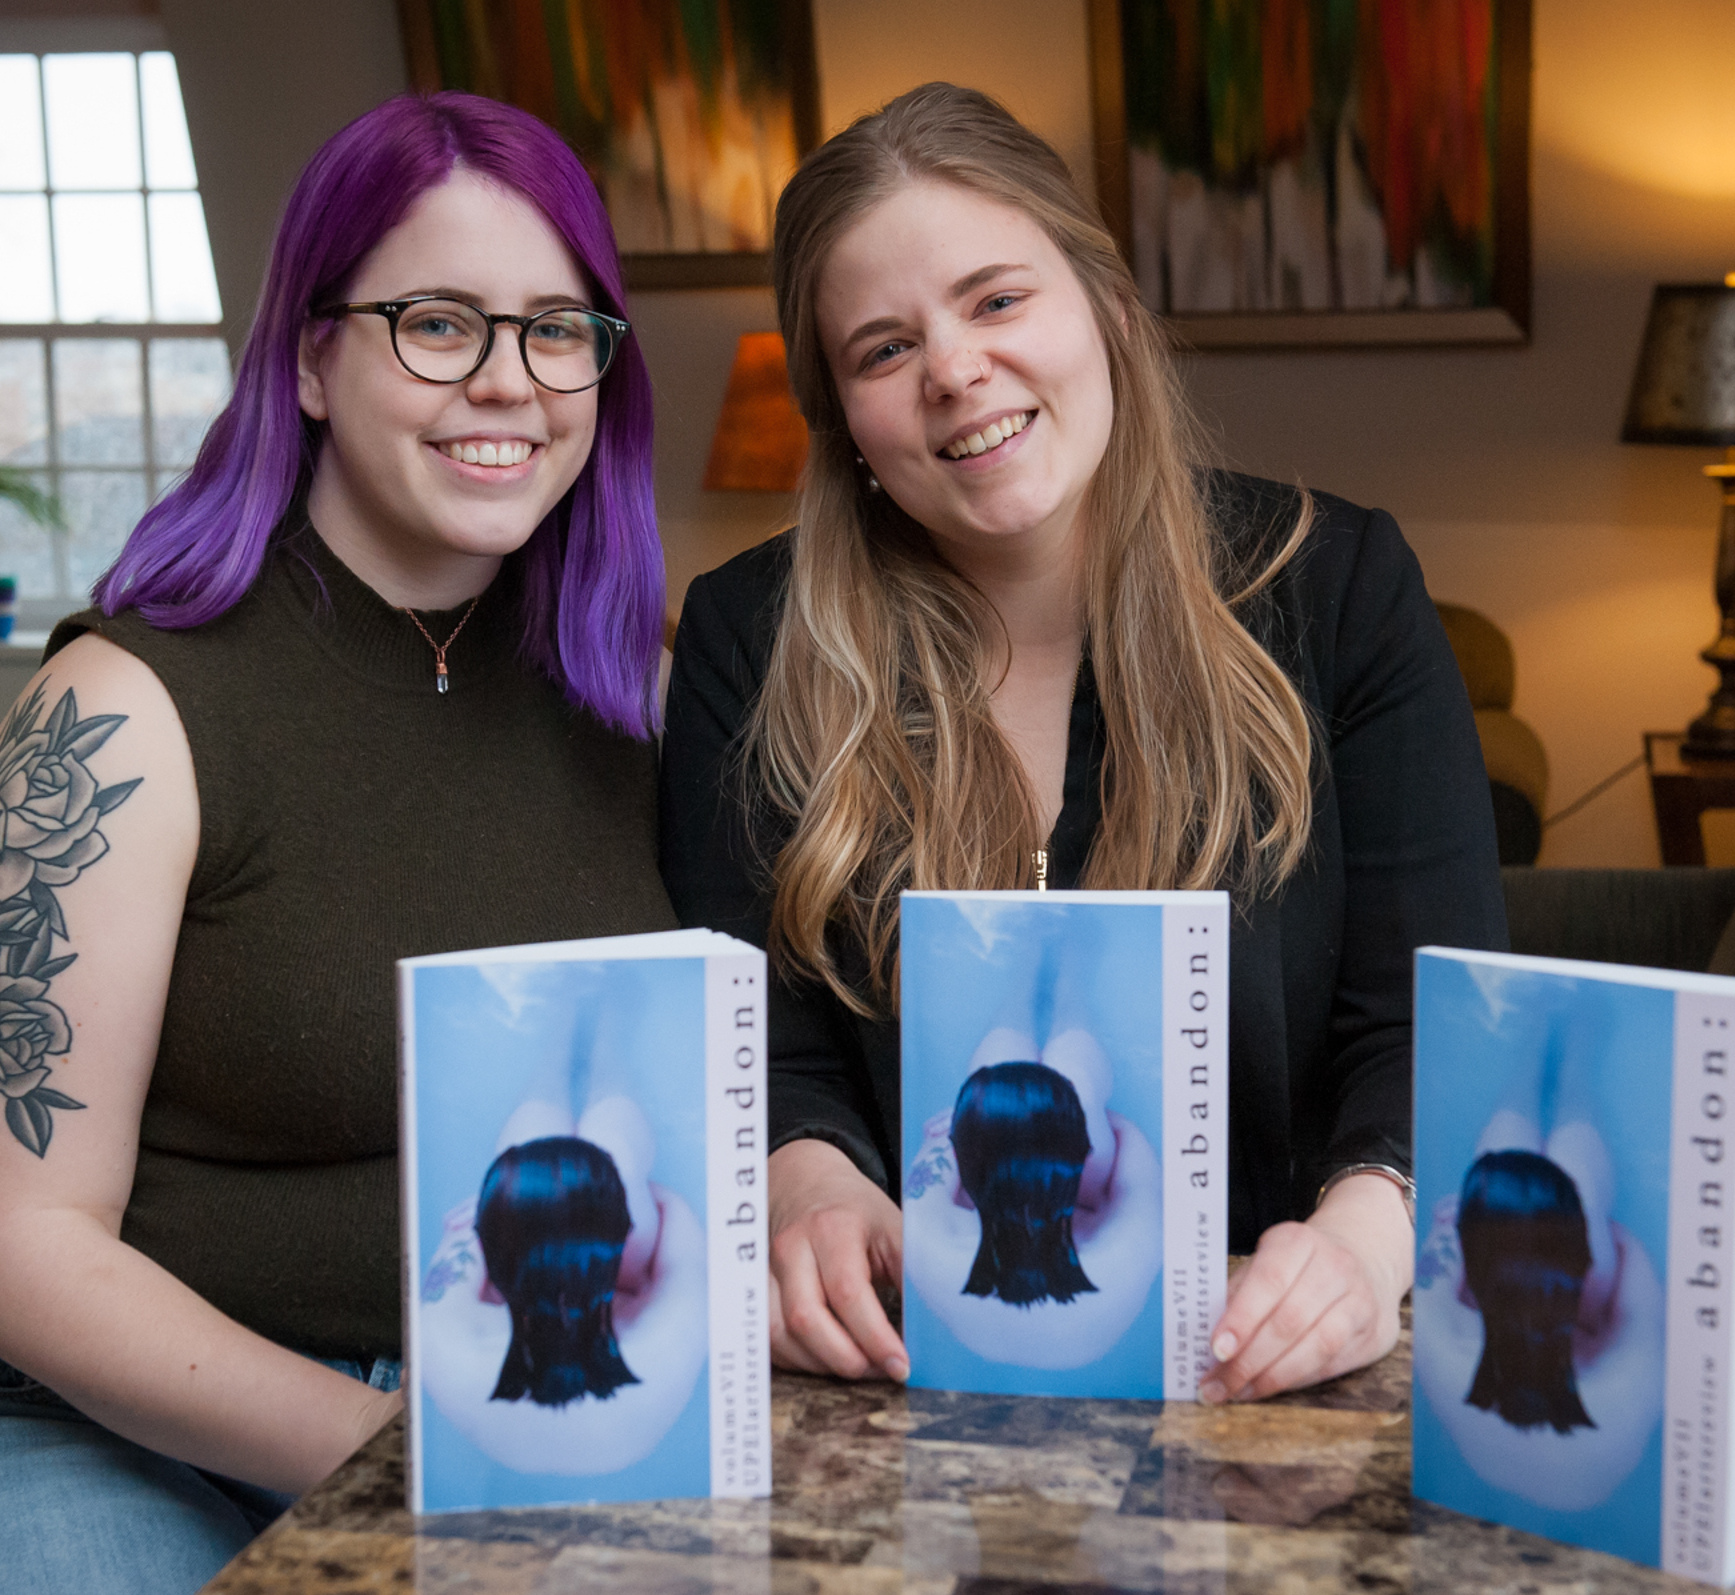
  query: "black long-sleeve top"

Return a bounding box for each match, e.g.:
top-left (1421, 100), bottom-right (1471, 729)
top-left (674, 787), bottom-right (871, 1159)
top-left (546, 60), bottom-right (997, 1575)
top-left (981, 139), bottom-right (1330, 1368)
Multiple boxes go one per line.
top-left (659, 474), bottom-right (1508, 1252)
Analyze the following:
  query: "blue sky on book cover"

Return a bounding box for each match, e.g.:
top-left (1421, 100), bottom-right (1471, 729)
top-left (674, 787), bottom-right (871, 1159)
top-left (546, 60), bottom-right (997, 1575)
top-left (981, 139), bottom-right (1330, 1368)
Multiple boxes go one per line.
top-left (901, 896), bottom-right (1167, 1398)
top-left (410, 957), bottom-right (711, 1510)
top-left (1412, 953), bottom-right (1670, 1567)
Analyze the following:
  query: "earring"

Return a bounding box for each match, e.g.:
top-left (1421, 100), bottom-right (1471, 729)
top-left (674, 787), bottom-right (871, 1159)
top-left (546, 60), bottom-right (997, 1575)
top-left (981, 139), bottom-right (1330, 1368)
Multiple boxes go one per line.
top-left (854, 453), bottom-right (881, 494)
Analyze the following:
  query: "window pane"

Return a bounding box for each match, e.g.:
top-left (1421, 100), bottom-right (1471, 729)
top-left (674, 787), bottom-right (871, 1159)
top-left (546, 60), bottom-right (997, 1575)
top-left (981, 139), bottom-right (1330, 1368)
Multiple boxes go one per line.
top-left (148, 193), bottom-right (221, 322)
top-left (0, 471), bottom-right (63, 603)
top-left (149, 337), bottom-right (228, 467)
top-left (0, 196), bottom-right (54, 322)
top-left (0, 57), bottom-right (46, 191)
top-left (53, 338), bottom-right (144, 465)
top-left (43, 54), bottom-right (140, 192)
top-left (64, 469), bottom-right (144, 598)
top-left (53, 194), bottom-right (148, 323)
top-left (140, 53), bottom-right (197, 190)
top-left (0, 341), bottom-right (47, 465)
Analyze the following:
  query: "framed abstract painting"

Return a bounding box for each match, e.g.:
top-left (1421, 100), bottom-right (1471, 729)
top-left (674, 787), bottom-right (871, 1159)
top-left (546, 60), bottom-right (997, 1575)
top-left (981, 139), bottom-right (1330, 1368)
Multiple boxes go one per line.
top-left (397, 0), bottom-right (820, 288)
top-left (1088, 0), bottom-right (1531, 348)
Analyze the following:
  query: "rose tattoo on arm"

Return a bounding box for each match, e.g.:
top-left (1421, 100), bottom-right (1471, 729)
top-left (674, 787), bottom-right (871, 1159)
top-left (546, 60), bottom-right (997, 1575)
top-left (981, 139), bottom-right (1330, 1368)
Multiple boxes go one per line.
top-left (0, 685), bottom-right (140, 1157)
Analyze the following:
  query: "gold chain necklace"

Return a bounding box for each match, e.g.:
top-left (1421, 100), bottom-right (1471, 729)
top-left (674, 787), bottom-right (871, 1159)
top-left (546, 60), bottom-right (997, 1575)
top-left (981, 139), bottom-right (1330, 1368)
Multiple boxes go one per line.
top-left (400, 597), bottom-right (480, 694)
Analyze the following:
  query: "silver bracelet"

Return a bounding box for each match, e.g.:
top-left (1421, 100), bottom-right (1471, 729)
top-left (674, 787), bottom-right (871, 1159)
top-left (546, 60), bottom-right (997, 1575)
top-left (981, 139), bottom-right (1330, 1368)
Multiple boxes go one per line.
top-left (1316, 1162), bottom-right (1416, 1226)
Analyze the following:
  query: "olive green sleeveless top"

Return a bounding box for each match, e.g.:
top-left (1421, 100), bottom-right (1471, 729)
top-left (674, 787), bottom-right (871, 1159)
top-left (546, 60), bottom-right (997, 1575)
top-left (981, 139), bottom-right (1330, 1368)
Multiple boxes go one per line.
top-left (47, 526), bottom-right (675, 1358)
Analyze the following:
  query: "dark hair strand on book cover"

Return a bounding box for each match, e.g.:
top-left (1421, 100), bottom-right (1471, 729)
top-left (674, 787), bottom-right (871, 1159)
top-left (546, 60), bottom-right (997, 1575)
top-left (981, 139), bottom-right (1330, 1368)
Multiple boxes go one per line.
top-left (1457, 1148), bottom-right (1596, 1435)
top-left (951, 1060), bottom-right (1099, 1308)
top-left (476, 1136), bottom-right (640, 1407)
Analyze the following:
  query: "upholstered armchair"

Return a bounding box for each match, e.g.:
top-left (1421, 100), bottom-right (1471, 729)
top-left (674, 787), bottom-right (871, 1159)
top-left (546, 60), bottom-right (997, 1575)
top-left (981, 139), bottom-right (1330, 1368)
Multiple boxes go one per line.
top-left (1435, 603), bottom-right (1549, 866)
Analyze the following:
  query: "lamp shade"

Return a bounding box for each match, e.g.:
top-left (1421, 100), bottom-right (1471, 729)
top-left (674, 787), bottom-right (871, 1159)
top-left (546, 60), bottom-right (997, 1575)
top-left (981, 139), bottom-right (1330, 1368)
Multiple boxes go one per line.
top-left (1622, 284), bottom-right (1735, 445)
top-left (703, 332), bottom-right (809, 491)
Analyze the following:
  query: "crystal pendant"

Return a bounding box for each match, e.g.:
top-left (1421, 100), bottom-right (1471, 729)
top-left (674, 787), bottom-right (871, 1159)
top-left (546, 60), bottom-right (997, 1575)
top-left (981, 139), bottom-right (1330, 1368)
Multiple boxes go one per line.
top-left (436, 663), bottom-right (450, 694)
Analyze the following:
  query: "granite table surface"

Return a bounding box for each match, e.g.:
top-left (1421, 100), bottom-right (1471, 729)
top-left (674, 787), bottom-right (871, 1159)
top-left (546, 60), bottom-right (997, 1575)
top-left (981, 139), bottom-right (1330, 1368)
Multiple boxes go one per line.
top-left (204, 1321), bottom-right (1701, 1595)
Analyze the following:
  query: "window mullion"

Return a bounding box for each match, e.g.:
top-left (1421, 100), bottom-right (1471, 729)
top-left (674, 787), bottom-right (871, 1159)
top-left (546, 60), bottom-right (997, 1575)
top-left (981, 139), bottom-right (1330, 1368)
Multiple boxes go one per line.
top-left (133, 56), bottom-right (158, 505)
top-left (41, 336), bottom-right (68, 600)
top-left (0, 325), bottom-right (229, 340)
top-left (36, 56), bottom-right (58, 323)
top-left (135, 54), bottom-right (156, 326)
top-left (36, 54), bottom-right (69, 600)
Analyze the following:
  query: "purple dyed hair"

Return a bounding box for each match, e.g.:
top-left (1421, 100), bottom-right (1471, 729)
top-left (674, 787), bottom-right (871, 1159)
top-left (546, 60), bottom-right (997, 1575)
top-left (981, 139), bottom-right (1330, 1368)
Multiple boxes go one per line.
top-left (94, 92), bottom-right (663, 738)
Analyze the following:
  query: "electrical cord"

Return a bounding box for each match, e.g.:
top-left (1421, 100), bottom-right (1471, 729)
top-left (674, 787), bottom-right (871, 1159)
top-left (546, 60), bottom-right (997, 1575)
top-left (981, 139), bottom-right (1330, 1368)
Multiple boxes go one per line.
top-left (1541, 755), bottom-right (1646, 830)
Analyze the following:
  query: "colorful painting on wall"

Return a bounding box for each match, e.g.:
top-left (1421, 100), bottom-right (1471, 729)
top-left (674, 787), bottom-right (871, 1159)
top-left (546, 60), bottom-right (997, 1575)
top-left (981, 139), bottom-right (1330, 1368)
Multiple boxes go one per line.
top-left (397, 0), bottom-right (819, 287)
top-left (1089, 0), bottom-right (1531, 346)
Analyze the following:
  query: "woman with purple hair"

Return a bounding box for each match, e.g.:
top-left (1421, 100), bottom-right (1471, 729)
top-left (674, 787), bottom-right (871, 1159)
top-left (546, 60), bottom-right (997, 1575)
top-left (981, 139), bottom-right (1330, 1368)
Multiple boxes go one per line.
top-left (0, 92), bottom-right (673, 1593)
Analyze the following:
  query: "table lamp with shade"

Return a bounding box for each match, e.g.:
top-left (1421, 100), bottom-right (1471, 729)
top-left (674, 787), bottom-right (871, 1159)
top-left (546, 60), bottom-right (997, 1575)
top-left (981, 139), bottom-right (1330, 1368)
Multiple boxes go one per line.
top-left (703, 332), bottom-right (808, 493)
top-left (1623, 280), bottom-right (1735, 758)
top-left (663, 334), bottom-right (808, 648)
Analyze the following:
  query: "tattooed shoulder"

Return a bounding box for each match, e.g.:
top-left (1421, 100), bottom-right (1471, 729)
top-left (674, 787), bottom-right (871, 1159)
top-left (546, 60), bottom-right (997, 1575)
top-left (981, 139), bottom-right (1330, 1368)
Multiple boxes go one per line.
top-left (0, 684), bottom-right (142, 1157)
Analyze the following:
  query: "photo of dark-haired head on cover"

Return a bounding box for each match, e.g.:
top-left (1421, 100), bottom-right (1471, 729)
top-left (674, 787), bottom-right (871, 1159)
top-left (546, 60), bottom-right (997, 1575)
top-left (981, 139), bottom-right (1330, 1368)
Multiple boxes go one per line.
top-left (474, 1134), bottom-right (640, 1408)
top-left (1413, 958), bottom-right (1667, 1564)
top-left (1456, 1146), bottom-right (1596, 1436)
top-left (903, 897), bottom-right (1164, 1394)
top-left (413, 960), bottom-right (708, 1506)
top-left (951, 1059), bottom-right (1099, 1308)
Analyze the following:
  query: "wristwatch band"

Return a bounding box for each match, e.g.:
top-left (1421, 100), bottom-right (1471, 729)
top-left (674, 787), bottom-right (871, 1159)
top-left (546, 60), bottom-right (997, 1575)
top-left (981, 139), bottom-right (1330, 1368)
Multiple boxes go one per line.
top-left (1316, 1162), bottom-right (1417, 1226)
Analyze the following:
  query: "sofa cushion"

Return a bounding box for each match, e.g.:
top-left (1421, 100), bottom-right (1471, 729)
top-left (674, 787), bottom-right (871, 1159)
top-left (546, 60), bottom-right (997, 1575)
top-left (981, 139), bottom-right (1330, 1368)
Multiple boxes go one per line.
top-left (1501, 866), bottom-right (1735, 973)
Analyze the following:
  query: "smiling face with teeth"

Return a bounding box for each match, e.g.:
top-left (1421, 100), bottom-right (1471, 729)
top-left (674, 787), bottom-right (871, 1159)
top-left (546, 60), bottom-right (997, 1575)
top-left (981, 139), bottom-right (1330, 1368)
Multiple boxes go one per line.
top-left (297, 171), bottom-right (600, 609)
top-left (815, 180), bottom-right (1115, 577)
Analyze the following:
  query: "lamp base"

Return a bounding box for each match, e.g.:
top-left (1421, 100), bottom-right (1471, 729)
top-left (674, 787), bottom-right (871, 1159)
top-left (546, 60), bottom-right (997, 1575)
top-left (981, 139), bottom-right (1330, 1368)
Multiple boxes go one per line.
top-left (1684, 703), bottom-right (1735, 760)
top-left (1686, 465), bottom-right (1735, 759)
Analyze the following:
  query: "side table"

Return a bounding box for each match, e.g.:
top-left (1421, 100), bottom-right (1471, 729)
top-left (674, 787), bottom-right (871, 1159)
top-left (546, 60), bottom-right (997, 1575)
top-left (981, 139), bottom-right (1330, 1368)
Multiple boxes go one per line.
top-left (1646, 730), bottom-right (1735, 864)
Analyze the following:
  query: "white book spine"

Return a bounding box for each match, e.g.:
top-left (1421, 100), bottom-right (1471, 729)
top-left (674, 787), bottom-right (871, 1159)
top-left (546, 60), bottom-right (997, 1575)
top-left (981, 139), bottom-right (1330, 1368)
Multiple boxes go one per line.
top-left (704, 951), bottom-right (771, 1498)
top-left (1162, 898), bottom-right (1229, 1399)
top-left (1664, 989), bottom-right (1735, 1582)
top-left (398, 962), bottom-right (425, 1515)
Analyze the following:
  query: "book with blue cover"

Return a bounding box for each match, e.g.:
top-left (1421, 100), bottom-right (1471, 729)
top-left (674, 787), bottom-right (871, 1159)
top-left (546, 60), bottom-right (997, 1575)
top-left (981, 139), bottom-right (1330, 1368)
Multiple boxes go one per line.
top-left (1412, 946), bottom-right (1735, 1583)
top-left (398, 928), bottom-right (771, 1513)
top-left (899, 890), bottom-right (1229, 1401)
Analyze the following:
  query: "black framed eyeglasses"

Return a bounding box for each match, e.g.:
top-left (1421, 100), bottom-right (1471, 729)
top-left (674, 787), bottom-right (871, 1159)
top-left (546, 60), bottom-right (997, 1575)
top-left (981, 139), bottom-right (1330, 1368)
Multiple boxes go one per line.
top-left (317, 295), bottom-right (631, 394)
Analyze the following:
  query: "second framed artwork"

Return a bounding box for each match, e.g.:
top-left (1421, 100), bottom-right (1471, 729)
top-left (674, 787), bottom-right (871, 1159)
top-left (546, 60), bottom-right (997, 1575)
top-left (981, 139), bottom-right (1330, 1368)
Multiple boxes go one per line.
top-left (397, 0), bottom-right (820, 289)
top-left (1089, 0), bottom-right (1532, 348)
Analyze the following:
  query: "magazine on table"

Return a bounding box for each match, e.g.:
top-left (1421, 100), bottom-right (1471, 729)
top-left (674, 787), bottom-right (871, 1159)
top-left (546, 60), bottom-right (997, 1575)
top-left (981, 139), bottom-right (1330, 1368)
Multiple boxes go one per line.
top-left (1412, 945), bottom-right (1735, 1583)
top-left (899, 889), bottom-right (1228, 1401)
top-left (398, 927), bottom-right (770, 1513)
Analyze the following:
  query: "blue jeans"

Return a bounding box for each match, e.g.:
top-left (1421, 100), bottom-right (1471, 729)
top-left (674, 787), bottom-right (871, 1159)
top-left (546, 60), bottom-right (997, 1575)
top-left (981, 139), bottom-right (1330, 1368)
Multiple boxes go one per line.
top-left (0, 1355), bottom-right (401, 1595)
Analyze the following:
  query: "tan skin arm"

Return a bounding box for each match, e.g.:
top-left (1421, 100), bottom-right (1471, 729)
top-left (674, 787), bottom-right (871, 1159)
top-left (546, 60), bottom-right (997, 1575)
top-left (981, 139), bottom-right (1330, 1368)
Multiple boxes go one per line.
top-left (0, 635), bottom-right (399, 1494)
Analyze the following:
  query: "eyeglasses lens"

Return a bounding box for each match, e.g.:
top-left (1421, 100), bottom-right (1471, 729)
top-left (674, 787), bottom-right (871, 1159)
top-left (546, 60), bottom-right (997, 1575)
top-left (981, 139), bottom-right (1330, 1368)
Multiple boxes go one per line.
top-left (391, 299), bottom-right (614, 392)
top-left (394, 299), bottom-right (491, 382)
top-left (524, 309), bottom-right (614, 392)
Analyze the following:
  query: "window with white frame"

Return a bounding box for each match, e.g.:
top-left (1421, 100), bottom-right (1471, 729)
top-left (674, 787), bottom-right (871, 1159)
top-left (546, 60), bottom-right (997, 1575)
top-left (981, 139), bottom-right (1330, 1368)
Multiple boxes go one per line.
top-left (0, 48), bottom-right (230, 610)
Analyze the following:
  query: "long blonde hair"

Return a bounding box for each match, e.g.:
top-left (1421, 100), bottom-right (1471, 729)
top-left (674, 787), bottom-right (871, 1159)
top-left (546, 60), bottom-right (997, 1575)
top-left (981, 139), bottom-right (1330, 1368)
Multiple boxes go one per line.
top-left (753, 83), bottom-right (1313, 1013)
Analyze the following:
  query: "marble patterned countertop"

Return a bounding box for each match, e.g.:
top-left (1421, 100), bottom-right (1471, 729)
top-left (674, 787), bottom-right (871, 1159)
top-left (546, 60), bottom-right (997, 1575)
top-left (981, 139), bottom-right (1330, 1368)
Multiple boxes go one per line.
top-left (204, 1322), bottom-right (1700, 1594)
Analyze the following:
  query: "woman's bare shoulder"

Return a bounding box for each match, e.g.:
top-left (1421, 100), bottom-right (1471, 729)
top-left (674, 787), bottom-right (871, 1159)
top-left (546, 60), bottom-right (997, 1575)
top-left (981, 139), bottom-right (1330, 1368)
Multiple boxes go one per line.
top-left (26, 632), bottom-right (196, 814)
top-left (42, 627), bottom-right (177, 698)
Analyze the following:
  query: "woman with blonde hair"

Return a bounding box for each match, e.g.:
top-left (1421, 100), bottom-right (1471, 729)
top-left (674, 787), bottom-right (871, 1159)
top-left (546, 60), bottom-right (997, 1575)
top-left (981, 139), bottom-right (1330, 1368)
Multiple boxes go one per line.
top-left (660, 82), bottom-right (1504, 1396)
